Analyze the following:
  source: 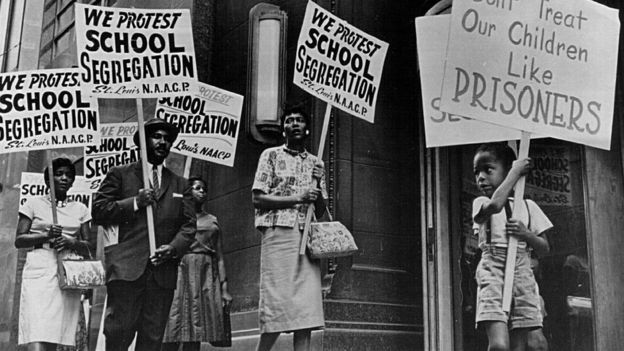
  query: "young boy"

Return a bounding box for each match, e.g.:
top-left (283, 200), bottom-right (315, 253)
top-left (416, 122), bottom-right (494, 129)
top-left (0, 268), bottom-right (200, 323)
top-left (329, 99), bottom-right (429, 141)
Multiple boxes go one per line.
top-left (472, 143), bottom-right (552, 351)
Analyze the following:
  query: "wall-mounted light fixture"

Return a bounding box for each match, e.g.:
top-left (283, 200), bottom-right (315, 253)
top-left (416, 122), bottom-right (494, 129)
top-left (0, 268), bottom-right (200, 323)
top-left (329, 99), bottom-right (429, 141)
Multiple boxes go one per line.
top-left (246, 3), bottom-right (287, 145)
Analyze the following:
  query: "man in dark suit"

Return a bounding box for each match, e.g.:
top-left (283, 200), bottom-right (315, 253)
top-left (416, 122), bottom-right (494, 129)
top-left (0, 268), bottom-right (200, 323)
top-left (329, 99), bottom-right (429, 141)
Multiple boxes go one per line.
top-left (92, 118), bottom-right (196, 351)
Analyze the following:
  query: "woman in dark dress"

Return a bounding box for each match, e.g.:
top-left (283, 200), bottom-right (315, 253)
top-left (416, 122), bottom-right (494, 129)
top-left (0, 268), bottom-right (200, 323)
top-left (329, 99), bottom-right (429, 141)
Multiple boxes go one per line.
top-left (162, 177), bottom-right (232, 351)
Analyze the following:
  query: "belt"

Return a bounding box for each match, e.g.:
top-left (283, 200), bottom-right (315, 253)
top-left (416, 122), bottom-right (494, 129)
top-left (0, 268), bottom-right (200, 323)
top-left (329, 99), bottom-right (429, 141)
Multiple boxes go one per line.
top-left (33, 242), bottom-right (51, 249)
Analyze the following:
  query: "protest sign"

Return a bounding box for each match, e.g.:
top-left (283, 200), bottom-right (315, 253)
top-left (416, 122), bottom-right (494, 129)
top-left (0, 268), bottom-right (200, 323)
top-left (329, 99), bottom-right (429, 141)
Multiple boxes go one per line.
top-left (84, 123), bottom-right (138, 191)
top-left (525, 144), bottom-right (572, 206)
top-left (295, 1), bottom-right (389, 252)
top-left (440, 0), bottom-right (619, 150)
top-left (0, 68), bottom-right (100, 153)
top-left (75, 4), bottom-right (197, 98)
top-left (294, 1), bottom-right (388, 123)
top-left (416, 15), bottom-right (539, 147)
top-left (19, 172), bottom-right (92, 209)
top-left (155, 82), bottom-right (243, 167)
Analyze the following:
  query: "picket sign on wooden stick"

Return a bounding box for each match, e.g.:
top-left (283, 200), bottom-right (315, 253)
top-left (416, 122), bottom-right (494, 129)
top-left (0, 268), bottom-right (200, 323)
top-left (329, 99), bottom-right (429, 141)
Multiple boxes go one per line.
top-left (183, 156), bottom-right (193, 178)
top-left (502, 131), bottom-right (531, 313)
top-left (46, 152), bottom-right (58, 224)
top-left (135, 98), bottom-right (157, 256)
top-left (299, 103), bottom-right (333, 255)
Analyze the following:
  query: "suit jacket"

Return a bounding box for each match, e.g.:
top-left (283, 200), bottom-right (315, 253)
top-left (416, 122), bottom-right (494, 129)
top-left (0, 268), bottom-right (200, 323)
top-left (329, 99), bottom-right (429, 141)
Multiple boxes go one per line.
top-left (92, 162), bottom-right (196, 289)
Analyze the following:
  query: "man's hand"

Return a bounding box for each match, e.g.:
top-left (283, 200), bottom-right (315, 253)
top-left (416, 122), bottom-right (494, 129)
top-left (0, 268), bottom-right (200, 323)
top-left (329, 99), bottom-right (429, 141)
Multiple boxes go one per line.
top-left (150, 244), bottom-right (176, 266)
top-left (136, 188), bottom-right (156, 208)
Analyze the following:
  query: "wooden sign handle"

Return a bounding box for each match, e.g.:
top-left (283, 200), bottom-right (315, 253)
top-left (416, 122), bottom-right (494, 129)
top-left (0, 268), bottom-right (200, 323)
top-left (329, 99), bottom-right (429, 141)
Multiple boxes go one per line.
top-left (136, 98), bottom-right (157, 256)
top-left (299, 103), bottom-right (332, 255)
top-left (46, 154), bottom-right (58, 225)
top-left (183, 156), bottom-right (193, 178)
top-left (502, 131), bottom-right (531, 313)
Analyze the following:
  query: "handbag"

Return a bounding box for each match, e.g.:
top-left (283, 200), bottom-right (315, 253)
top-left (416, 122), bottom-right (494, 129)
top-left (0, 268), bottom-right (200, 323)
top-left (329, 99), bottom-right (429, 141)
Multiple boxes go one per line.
top-left (57, 241), bottom-right (106, 290)
top-left (209, 302), bottom-right (232, 347)
top-left (307, 209), bottom-right (358, 259)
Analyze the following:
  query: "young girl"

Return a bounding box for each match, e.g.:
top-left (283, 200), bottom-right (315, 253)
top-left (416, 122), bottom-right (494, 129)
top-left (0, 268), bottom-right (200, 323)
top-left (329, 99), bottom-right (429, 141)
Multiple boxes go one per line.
top-left (472, 143), bottom-right (552, 351)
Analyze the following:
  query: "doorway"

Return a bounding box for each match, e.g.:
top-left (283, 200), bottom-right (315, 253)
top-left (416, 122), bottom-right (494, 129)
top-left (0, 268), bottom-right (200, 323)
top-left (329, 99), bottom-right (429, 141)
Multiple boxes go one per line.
top-left (453, 139), bottom-right (594, 351)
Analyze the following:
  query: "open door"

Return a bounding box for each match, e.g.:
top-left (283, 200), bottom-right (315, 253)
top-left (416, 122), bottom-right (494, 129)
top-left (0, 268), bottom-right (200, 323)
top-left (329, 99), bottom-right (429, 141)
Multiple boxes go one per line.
top-left (438, 137), bottom-right (624, 351)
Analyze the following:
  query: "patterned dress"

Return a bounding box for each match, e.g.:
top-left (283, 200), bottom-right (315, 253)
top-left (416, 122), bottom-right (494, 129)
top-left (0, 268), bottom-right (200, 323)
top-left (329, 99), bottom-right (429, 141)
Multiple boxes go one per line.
top-left (252, 145), bottom-right (327, 333)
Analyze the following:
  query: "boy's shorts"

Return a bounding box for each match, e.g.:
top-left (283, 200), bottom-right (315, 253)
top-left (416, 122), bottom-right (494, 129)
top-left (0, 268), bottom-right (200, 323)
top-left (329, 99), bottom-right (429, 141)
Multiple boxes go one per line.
top-left (475, 246), bottom-right (543, 330)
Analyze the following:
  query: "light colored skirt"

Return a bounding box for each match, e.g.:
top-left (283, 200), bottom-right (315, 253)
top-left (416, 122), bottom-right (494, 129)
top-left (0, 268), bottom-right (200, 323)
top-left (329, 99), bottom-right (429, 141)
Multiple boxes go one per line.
top-left (259, 226), bottom-right (324, 333)
top-left (19, 248), bottom-right (81, 346)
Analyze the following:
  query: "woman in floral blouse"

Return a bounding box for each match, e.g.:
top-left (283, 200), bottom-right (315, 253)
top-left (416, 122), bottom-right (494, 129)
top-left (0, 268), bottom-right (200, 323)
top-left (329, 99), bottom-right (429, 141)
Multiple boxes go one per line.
top-left (252, 105), bottom-right (327, 351)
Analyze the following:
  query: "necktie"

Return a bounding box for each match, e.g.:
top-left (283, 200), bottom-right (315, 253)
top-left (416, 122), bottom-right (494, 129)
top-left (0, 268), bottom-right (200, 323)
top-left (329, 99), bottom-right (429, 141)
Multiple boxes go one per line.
top-left (152, 165), bottom-right (159, 195)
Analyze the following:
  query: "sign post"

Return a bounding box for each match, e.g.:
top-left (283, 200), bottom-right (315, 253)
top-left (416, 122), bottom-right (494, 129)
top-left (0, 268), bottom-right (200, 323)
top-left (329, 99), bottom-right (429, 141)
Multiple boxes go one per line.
top-left (439, 0), bottom-right (619, 151)
top-left (417, 16), bottom-right (538, 313)
top-left (293, 0), bottom-right (389, 254)
top-left (300, 103), bottom-right (333, 255)
top-left (422, 0), bottom-right (620, 313)
top-left (154, 81), bottom-right (244, 168)
top-left (134, 99), bottom-right (157, 255)
top-left (503, 131), bottom-right (531, 312)
top-left (75, 3), bottom-right (198, 255)
top-left (0, 68), bottom-right (100, 223)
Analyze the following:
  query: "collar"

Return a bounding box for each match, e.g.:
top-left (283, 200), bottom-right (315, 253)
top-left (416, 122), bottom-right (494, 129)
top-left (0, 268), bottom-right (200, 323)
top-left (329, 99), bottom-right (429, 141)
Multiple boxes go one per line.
top-left (46, 194), bottom-right (70, 208)
top-left (149, 162), bottom-right (163, 173)
top-left (282, 145), bottom-right (309, 159)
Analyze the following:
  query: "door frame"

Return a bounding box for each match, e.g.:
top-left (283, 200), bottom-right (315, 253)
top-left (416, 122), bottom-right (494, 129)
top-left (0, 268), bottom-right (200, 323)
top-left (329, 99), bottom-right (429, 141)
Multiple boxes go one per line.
top-left (420, 145), bottom-right (455, 351)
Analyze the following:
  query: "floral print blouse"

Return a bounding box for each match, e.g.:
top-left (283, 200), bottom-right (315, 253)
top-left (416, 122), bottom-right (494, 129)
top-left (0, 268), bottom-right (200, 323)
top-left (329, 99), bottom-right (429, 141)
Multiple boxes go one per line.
top-left (252, 145), bottom-right (328, 229)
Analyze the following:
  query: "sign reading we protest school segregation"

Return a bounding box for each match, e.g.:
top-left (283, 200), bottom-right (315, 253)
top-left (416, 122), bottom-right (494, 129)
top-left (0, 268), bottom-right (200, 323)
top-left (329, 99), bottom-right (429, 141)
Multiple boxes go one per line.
top-left (155, 82), bottom-right (243, 167)
top-left (84, 123), bottom-right (138, 191)
top-left (440, 0), bottom-right (619, 150)
top-left (416, 15), bottom-right (535, 147)
top-left (74, 4), bottom-right (197, 98)
top-left (525, 144), bottom-right (573, 206)
top-left (0, 68), bottom-right (100, 153)
top-left (20, 172), bottom-right (92, 209)
top-left (294, 1), bottom-right (388, 123)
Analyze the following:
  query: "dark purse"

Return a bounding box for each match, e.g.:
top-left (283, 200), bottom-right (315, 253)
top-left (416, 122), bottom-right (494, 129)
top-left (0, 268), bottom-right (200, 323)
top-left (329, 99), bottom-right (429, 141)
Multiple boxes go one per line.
top-left (210, 303), bottom-right (232, 347)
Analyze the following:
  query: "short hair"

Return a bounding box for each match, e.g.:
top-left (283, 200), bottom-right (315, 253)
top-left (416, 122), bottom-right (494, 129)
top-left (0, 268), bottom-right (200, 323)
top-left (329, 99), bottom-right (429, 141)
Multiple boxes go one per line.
top-left (43, 158), bottom-right (76, 185)
top-left (279, 104), bottom-right (311, 130)
top-left (188, 176), bottom-right (206, 187)
top-left (475, 142), bottom-right (517, 170)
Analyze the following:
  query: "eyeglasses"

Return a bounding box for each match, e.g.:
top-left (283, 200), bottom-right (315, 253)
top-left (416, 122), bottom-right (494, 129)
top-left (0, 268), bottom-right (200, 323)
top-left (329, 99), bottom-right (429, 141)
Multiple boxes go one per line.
top-left (150, 132), bottom-right (174, 143)
top-left (191, 185), bottom-right (207, 191)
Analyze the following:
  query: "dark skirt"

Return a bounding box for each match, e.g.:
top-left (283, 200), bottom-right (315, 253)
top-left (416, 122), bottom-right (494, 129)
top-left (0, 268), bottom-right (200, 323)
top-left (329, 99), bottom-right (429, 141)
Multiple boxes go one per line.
top-left (162, 252), bottom-right (226, 343)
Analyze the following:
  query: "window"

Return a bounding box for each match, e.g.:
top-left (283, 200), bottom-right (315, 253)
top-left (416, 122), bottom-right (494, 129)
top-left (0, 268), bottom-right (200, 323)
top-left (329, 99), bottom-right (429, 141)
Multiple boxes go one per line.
top-left (38, 0), bottom-right (114, 68)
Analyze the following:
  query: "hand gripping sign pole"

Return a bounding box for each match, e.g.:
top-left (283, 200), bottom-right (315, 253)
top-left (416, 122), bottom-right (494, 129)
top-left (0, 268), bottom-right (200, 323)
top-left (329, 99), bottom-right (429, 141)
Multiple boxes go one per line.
top-left (299, 103), bottom-right (332, 255)
top-left (135, 99), bottom-right (157, 256)
top-left (46, 152), bottom-right (59, 224)
top-left (502, 131), bottom-right (531, 313)
top-left (293, 1), bottom-right (388, 254)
